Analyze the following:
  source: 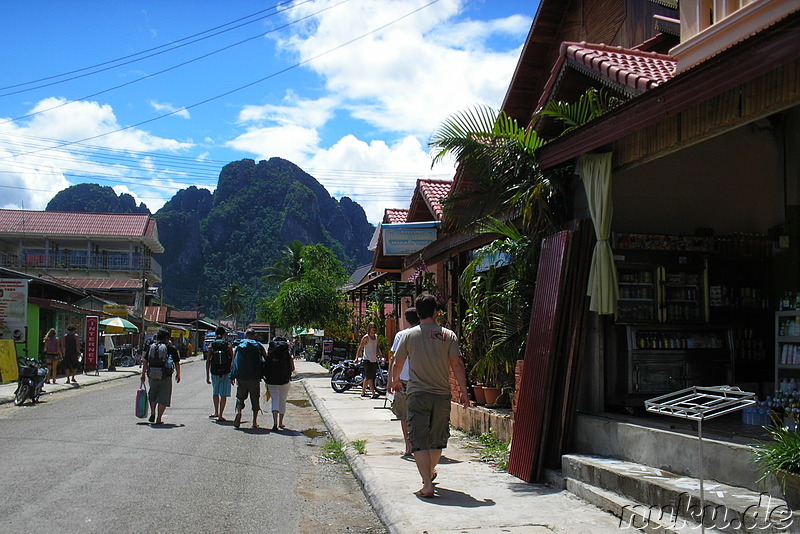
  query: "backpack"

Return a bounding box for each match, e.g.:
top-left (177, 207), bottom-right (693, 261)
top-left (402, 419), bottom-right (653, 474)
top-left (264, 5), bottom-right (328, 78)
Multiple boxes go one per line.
top-left (264, 338), bottom-right (291, 384)
top-left (147, 343), bottom-right (173, 379)
top-left (209, 340), bottom-right (232, 375)
top-left (234, 340), bottom-right (265, 381)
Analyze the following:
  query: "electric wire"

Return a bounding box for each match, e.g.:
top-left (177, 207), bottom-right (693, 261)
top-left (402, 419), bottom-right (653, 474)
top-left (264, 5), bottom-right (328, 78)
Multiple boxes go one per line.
top-left (0, 0), bottom-right (320, 95)
top-left (0, 0), bottom-right (442, 163)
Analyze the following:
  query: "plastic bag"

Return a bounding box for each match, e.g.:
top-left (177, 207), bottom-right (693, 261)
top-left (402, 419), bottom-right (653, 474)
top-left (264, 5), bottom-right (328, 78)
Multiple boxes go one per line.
top-left (135, 384), bottom-right (149, 418)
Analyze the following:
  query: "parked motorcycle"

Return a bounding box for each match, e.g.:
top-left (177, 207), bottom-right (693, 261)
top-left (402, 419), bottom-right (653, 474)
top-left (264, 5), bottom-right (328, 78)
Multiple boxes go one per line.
top-left (14, 358), bottom-right (49, 406)
top-left (330, 360), bottom-right (387, 395)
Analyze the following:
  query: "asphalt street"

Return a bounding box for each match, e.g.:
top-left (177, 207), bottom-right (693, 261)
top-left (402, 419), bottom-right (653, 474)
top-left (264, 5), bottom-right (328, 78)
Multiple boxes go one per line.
top-left (0, 358), bottom-right (385, 534)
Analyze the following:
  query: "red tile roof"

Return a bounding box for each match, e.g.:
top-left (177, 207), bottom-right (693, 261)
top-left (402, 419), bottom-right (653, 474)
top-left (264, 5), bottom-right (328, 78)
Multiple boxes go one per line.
top-left (144, 306), bottom-right (169, 323)
top-left (0, 210), bottom-right (154, 236)
top-left (61, 278), bottom-right (145, 290)
top-left (384, 209), bottom-right (409, 224)
top-left (408, 179), bottom-right (452, 222)
top-left (538, 41), bottom-right (676, 108)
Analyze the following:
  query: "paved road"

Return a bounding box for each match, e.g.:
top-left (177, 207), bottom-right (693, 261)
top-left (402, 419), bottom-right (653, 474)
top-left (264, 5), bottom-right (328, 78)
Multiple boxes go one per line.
top-left (0, 359), bottom-right (386, 534)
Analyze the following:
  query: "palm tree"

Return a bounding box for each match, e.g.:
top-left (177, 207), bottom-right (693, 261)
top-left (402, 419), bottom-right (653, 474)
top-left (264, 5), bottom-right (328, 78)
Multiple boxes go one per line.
top-left (220, 282), bottom-right (245, 332)
top-left (263, 240), bottom-right (304, 284)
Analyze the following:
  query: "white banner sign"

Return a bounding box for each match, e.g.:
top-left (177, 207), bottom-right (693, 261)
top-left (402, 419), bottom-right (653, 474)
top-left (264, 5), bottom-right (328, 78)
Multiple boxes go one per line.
top-left (0, 279), bottom-right (28, 342)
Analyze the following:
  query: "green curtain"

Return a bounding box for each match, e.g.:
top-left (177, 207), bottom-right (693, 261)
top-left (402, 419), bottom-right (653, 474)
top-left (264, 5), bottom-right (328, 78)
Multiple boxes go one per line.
top-left (576, 152), bottom-right (618, 315)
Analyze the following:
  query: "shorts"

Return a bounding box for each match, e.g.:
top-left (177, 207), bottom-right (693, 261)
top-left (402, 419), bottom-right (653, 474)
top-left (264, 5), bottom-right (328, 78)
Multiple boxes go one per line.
top-left (390, 381), bottom-right (408, 420)
top-left (63, 352), bottom-right (80, 369)
top-left (235, 379), bottom-right (261, 412)
top-left (44, 353), bottom-right (61, 363)
top-left (148, 377), bottom-right (173, 407)
top-left (363, 360), bottom-right (377, 380)
top-left (407, 391), bottom-right (451, 453)
top-left (211, 373), bottom-right (231, 397)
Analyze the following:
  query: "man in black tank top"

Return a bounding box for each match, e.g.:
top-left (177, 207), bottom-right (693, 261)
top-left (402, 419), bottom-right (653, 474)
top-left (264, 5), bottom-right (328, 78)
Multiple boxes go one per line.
top-left (62, 325), bottom-right (81, 384)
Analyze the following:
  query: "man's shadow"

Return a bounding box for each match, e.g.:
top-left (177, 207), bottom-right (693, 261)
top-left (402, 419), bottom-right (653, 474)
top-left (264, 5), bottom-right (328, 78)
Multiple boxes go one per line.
top-left (416, 486), bottom-right (495, 508)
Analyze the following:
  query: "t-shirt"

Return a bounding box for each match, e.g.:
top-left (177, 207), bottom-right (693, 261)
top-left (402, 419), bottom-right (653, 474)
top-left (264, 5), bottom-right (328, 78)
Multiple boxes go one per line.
top-left (394, 323), bottom-right (461, 396)
top-left (391, 329), bottom-right (411, 381)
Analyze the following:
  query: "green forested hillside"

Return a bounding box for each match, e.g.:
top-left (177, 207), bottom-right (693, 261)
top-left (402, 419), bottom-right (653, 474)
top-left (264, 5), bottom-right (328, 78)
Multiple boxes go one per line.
top-left (46, 183), bottom-right (150, 214)
top-left (46, 158), bottom-right (375, 322)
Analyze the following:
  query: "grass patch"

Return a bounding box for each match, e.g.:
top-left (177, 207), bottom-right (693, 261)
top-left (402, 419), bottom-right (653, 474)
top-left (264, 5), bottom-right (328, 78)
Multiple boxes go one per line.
top-left (322, 438), bottom-right (346, 462)
top-left (352, 439), bottom-right (367, 454)
top-left (475, 431), bottom-right (510, 471)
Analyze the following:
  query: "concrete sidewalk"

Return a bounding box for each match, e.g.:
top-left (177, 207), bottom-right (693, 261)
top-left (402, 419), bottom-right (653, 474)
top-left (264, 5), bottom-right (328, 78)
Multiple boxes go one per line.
top-left (295, 360), bottom-right (626, 534)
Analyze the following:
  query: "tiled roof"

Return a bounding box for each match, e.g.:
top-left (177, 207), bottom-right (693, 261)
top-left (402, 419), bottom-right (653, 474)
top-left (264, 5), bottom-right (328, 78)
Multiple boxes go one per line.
top-left (144, 306), bottom-right (169, 323)
top-left (170, 310), bottom-right (200, 321)
top-left (538, 41), bottom-right (676, 108)
top-left (384, 209), bottom-right (408, 224)
top-left (0, 210), bottom-right (156, 238)
top-left (61, 278), bottom-right (144, 290)
top-left (407, 179), bottom-right (452, 222)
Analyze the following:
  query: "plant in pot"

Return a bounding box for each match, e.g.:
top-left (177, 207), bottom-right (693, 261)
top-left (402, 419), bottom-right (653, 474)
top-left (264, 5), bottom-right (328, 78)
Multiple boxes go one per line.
top-left (752, 422), bottom-right (800, 508)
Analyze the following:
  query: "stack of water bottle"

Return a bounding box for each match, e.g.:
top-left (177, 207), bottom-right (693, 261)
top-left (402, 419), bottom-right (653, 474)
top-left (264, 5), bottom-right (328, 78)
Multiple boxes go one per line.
top-left (742, 382), bottom-right (800, 430)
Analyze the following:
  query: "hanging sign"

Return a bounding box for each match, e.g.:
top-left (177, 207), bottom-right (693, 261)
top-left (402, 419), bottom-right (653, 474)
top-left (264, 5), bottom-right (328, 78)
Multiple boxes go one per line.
top-left (382, 224), bottom-right (439, 256)
top-left (85, 316), bottom-right (99, 372)
top-left (0, 279), bottom-right (28, 343)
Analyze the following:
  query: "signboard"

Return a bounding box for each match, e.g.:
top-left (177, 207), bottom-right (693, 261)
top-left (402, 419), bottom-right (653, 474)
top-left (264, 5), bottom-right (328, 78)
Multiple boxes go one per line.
top-left (0, 279), bottom-right (28, 343)
top-left (85, 316), bottom-right (99, 372)
top-left (382, 226), bottom-right (438, 256)
top-left (102, 304), bottom-right (128, 317)
top-left (171, 328), bottom-right (189, 339)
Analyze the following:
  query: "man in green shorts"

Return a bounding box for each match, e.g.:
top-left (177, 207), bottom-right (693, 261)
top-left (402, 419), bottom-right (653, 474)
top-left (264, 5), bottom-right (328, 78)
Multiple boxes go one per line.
top-left (390, 293), bottom-right (469, 498)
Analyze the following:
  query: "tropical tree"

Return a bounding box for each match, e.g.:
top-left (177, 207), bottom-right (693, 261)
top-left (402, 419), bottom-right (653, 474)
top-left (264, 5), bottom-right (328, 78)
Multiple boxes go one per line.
top-left (430, 88), bottom-right (621, 388)
top-left (220, 282), bottom-right (245, 332)
top-left (263, 240), bottom-right (305, 284)
top-left (259, 244), bottom-right (350, 335)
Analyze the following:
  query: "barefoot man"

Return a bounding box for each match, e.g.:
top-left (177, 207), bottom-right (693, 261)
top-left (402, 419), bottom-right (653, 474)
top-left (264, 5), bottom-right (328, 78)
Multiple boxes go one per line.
top-left (390, 293), bottom-right (470, 498)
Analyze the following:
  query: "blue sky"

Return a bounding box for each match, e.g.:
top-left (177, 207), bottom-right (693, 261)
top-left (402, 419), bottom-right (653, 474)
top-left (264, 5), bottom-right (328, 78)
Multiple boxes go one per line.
top-left (0, 0), bottom-right (538, 223)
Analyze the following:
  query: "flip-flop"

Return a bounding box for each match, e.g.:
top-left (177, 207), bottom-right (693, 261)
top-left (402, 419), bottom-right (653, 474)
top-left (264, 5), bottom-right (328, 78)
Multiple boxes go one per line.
top-left (217, 417), bottom-right (227, 422)
top-left (414, 490), bottom-right (436, 498)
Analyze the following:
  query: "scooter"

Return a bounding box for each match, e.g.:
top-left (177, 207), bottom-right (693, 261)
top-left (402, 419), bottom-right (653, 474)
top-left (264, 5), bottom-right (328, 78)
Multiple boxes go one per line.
top-left (14, 358), bottom-right (49, 406)
top-left (330, 360), bottom-right (387, 395)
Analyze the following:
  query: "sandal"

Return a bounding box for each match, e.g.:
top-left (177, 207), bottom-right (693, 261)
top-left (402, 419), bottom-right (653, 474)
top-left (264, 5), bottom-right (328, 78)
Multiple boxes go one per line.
top-left (414, 490), bottom-right (436, 498)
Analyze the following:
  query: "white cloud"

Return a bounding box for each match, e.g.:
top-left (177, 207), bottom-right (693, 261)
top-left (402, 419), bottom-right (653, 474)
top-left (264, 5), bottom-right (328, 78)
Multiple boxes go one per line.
top-left (0, 98), bottom-right (195, 211)
top-left (149, 100), bottom-right (191, 119)
top-left (226, 124), bottom-right (321, 163)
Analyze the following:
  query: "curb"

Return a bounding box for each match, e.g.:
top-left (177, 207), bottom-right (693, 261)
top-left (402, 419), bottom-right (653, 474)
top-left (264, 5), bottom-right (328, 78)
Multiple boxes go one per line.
top-left (301, 376), bottom-right (405, 534)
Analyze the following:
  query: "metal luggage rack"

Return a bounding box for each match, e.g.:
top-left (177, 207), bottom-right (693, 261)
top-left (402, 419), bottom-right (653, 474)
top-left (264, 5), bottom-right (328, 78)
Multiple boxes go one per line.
top-left (645, 386), bottom-right (756, 534)
top-left (645, 385), bottom-right (755, 421)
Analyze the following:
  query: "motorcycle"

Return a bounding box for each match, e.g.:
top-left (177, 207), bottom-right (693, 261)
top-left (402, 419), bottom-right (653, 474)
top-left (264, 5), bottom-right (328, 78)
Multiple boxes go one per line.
top-left (14, 357), bottom-right (49, 406)
top-left (330, 360), bottom-right (387, 395)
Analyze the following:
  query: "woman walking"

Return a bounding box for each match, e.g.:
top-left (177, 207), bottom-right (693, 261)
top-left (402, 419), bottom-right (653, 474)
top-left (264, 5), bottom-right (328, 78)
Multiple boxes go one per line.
top-left (263, 337), bottom-right (295, 431)
top-left (43, 328), bottom-right (62, 384)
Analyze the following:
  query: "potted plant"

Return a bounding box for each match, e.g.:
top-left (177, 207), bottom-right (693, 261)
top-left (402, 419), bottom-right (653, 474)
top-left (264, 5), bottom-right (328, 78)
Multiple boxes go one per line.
top-left (752, 423), bottom-right (800, 508)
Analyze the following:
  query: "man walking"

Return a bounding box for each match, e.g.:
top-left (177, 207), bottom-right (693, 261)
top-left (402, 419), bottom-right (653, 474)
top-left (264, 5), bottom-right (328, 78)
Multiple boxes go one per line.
top-left (141, 328), bottom-right (181, 425)
top-left (388, 307), bottom-right (420, 457)
top-left (206, 326), bottom-right (234, 422)
top-left (230, 328), bottom-right (267, 429)
top-left (390, 294), bottom-right (469, 498)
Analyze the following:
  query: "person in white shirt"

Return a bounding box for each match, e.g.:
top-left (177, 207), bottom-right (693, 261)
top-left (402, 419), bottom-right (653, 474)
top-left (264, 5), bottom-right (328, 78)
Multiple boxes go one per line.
top-left (355, 322), bottom-right (381, 398)
top-left (388, 307), bottom-right (420, 457)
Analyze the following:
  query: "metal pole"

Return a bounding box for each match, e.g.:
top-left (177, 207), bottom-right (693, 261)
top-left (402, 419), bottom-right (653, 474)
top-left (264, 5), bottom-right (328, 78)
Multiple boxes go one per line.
top-left (698, 417), bottom-right (705, 534)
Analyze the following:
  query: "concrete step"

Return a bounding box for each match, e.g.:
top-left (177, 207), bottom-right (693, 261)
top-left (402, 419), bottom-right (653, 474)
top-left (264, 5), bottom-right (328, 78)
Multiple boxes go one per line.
top-left (563, 454), bottom-right (797, 534)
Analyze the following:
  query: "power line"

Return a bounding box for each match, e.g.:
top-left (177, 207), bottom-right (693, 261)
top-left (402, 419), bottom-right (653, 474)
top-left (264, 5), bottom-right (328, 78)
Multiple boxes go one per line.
top-left (0, 0), bottom-right (352, 125)
top-left (0, 0), bottom-right (318, 95)
top-left (0, 0), bottom-right (442, 163)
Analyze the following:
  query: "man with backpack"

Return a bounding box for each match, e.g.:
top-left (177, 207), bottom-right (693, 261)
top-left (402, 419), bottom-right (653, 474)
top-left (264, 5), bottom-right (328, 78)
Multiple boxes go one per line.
top-left (230, 328), bottom-right (267, 429)
top-left (206, 326), bottom-right (234, 422)
top-left (141, 328), bottom-right (181, 425)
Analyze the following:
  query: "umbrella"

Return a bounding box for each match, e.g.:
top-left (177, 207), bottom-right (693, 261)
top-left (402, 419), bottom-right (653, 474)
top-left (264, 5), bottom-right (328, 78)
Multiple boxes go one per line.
top-left (99, 317), bottom-right (139, 333)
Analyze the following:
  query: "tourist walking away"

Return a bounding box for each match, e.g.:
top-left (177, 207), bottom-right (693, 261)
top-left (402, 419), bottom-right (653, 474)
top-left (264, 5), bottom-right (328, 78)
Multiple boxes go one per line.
top-left (263, 337), bottom-right (295, 431)
top-left (355, 322), bottom-right (381, 398)
top-left (390, 294), bottom-right (470, 498)
top-left (43, 328), bottom-right (62, 384)
top-left (230, 328), bottom-right (267, 429)
top-left (388, 307), bottom-right (420, 457)
top-left (141, 328), bottom-right (181, 425)
top-left (206, 326), bottom-right (234, 422)
top-left (62, 325), bottom-right (81, 384)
